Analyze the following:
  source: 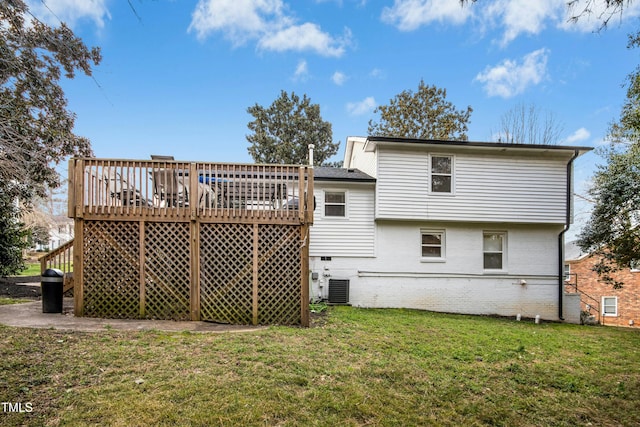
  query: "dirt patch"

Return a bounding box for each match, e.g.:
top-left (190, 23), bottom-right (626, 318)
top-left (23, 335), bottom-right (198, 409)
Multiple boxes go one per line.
top-left (0, 280), bottom-right (41, 299)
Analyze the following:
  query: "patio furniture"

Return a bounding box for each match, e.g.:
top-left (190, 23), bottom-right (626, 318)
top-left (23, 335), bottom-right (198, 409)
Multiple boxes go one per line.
top-left (103, 167), bottom-right (150, 207)
top-left (151, 167), bottom-right (187, 207)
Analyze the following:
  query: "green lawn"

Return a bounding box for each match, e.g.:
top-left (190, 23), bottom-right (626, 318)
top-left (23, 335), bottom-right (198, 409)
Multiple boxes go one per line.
top-left (15, 262), bottom-right (41, 277)
top-left (1, 307), bottom-right (639, 426)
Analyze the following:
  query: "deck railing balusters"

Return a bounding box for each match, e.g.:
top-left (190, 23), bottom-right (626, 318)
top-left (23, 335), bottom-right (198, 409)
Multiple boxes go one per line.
top-left (72, 158), bottom-right (312, 224)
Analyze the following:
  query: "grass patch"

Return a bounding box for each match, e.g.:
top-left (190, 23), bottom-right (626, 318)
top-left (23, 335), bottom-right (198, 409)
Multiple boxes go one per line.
top-left (0, 297), bottom-right (33, 305)
top-left (15, 263), bottom-right (41, 277)
top-left (0, 307), bottom-right (639, 426)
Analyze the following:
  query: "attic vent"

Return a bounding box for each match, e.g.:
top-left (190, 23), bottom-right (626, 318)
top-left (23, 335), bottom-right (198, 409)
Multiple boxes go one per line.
top-left (347, 168), bottom-right (355, 173)
top-left (328, 279), bottom-right (349, 304)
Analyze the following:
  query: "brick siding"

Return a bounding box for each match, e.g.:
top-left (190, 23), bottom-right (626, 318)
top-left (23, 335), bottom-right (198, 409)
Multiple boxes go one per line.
top-left (565, 254), bottom-right (640, 328)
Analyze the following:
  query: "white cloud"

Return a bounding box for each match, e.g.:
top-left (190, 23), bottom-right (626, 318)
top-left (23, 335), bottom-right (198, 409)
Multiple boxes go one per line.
top-left (381, 0), bottom-right (472, 31)
top-left (346, 96), bottom-right (376, 116)
top-left (189, 0), bottom-right (351, 57)
top-left (293, 60), bottom-right (309, 81)
top-left (483, 0), bottom-right (563, 46)
top-left (369, 68), bottom-right (385, 79)
top-left (475, 48), bottom-right (549, 98)
top-left (26, 0), bottom-right (110, 28)
top-left (381, 0), bottom-right (640, 45)
top-left (189, 0), bottom-right (286, 44)
top-left (564, 127), bottom-right (591, 144)
top-left (258, 24), bottom-right (351, 57)
top-left (332, 71), bottom-right (347, 85)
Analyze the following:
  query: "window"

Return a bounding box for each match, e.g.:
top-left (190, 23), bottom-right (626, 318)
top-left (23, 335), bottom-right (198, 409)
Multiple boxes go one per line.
top-left (631, 259), bottom-right (640, 272)
top-left (483, 232), bottom-right (506, 270)
top-left (324, 191), bottom-right (346, 217)
top-left (602, 296), bottom-right (618, 316)
top-left (430, 155), bottom-right (453, 193)
top-left (421, 230), bottom-right (445, 260)
top-left (564, 264), bottom-right (571, 281)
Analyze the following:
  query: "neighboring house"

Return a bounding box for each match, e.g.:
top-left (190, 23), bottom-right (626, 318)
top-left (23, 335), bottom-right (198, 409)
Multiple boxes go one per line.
top-left (38, 215), bottom-right (74, 250)
top-left (565, 242), bottom-right (640, 328)
top-left (309, 136), bottom-right (591, 321)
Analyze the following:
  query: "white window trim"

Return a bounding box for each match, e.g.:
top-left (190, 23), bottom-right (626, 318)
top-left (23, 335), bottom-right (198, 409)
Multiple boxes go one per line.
top-left (483, 231), bottom-right (507, 273)
top-left (429, 154), bottom-right (455, 195)
top-left (602, 296), bottom-right (618, 317)
top-left (420, 229), bottom-right (446, 262)
top-left (323, 189), bottom-right (348, 219)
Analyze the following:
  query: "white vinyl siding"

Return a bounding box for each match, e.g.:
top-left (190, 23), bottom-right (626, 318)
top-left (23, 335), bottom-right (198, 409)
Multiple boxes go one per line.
top-left (376, 148), bottom-right (568, 223)
top-left (377, 150), bottom-right (429, 218)
top-left (345, 137), bottom-right (377, 177)
top-left (310, 184), bottom-right (375, 257)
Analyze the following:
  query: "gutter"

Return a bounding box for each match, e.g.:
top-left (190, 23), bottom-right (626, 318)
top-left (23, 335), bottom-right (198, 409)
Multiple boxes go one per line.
top-left (558, 149), bottom-right (580, 321)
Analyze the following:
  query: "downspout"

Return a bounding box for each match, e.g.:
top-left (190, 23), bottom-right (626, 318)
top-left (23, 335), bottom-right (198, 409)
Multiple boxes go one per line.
top-left (558, 149), bottom-right (580, 320)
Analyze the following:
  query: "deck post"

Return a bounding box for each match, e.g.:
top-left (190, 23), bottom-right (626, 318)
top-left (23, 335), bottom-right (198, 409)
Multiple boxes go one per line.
top-left (72, 159), bottom-right (85, 316)
top-left (190, 221), bottom-right (200, 321)
top-left (73, 219), bottom-right (84, 316)
top-left (298, 167), bottom-right (305, 223)
top-left (300, 224), bottom-right (310, 327)
top-left (67, 159), bottom-right (76, 220)
top-left (189, 163), bottom-right (201, 320)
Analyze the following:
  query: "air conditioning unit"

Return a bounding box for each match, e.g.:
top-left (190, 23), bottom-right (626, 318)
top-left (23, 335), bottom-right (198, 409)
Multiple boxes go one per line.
top-left (328, 279), bottom-right (349, 304)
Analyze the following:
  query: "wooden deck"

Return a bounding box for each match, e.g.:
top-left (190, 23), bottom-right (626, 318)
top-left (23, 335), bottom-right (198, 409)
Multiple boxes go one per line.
top-left (68, 158), bottom-right (314, 326)
top-left (70, 159), bottom-right (313, 223)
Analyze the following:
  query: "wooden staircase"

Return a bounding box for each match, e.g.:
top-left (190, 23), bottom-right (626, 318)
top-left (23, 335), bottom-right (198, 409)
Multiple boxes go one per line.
top-left (40, 239), bottom-right (74, 293)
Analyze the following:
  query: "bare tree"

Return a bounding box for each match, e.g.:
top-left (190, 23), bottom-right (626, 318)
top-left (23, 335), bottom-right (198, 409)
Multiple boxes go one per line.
top-left (460, 0), bottom-right (634, 30)
top-left (492, 103), bottom-right (564, 145)
top-left (566, 0), bottom-right (634, 28)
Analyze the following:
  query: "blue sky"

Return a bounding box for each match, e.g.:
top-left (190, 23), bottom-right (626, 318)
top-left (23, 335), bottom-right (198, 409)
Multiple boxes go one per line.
top-left (27, 0), bottom-right (640, 236)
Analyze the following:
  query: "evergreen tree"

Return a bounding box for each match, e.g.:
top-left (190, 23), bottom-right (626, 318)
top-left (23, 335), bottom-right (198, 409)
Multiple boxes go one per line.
top-left (367, 80), bottom-right (472, 141)
top-left (246, 91), bottom-right (338, 166)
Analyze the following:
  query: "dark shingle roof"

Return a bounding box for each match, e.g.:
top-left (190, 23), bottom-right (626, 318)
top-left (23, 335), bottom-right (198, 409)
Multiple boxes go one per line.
top-left (313, 167), bottom-right (375, 182)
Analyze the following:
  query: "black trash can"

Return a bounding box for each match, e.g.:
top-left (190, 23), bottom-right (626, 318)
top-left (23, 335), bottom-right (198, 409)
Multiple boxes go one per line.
top-left (41, 268), bottom-right (64, 313)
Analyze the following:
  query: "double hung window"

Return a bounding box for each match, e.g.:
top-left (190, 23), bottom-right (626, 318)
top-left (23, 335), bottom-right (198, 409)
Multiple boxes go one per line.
top-left (421, 230), bottom-right (445, 260)
top-left (483, 232), bottom-right (506, 270)
top-left (430, 155), bottom-right (453, 193)
top-left (324, 192), bottom-right (346, 217)
top-left (602, 297), bottom-right (618, 316)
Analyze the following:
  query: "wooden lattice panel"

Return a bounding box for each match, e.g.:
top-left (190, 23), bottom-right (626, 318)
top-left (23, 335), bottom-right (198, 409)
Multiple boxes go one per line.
top-left (199, 223), bottom-right (254, 324)
top-left (144, 222), bottom-right (191, 320)
top-left (258, 224), bottom-right (301, 325)
top-left (82, 220), bottom-right (140, 318)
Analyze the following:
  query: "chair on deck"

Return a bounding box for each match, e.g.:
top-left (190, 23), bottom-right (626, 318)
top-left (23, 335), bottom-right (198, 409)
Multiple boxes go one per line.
top-left (103, 167), bottom-right (150, 207)
top-left (150, 155), bottom-right (188, 207)
top-left (151, 167), bottom-right (187, 207)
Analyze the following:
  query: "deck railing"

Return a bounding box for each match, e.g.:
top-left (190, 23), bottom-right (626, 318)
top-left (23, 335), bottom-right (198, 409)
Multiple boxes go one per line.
top-left (40, 239), bottom-right (74, 292)
top-left (68, 158), bottom-right (314, 224)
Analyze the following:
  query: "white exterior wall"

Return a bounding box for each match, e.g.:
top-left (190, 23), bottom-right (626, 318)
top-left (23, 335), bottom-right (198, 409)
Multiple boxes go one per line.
top-left (309, 182), bottom-right (376, 257)
top-left (344, 137), bottom-right (377, 178)
top-left (376, 147), bottom-right (569, 223)
top-left (310, 222), bottom-right (564, 320)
